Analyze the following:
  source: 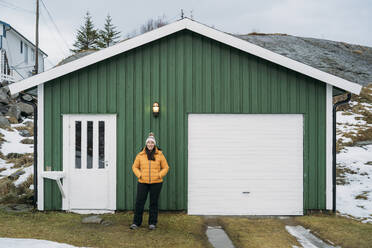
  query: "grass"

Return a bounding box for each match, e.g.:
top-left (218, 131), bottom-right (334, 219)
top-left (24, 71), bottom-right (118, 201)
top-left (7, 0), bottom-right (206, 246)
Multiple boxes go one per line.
top-left (0, 178), bottom-right (15, 196)
top-left (219, 217), bottom-right (300, 248)
top-left (0, 211), bottom-right (371, 248)
top-left (5, 153), bottom-right (33, 169)
top-left (0, 174), bottom-right (33, 204)
top-left (355, 191), bottom-right (369, 200)
top-left (0, 211), bottom-right (212, 248)
top-left (220, 214), bottom-right (372, 248)
top-left (336, 166), bottom-right (358, 185)
top-left (14, 125), bottom-right (34, 136)
top-left (6, 117), bottom-right (18, 125)
top-left (335, 85), bottom-right (372, 151)
top-left (20, 138), bottom-right (34, 144)
top-left (0, 133), bottom-right (5, 144)
top-left (295, 213), bottom-right (372, 248)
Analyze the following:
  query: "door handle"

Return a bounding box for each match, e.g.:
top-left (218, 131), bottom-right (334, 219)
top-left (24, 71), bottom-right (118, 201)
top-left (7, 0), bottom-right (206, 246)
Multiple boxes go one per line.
top-left (104, 161), bottom-right (109, 167)
top-left (242, 192), bottom-right (250, 194)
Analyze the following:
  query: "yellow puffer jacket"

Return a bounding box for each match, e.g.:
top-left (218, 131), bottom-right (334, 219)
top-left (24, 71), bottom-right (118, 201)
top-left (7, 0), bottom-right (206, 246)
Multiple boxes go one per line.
top-left (132, 147), bottom-right (169, 184)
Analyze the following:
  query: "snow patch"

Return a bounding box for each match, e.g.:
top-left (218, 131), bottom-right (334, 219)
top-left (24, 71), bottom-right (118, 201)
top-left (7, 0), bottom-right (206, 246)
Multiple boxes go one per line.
top-left (285, 225), bottom-right (339, 248)
top-left (337, 112), bottom-right (366, 126)
top-left (0, 158), bottom-right (16, 178)
top-left (0, 128), bottom-right (33, 155)
top-left (337, 145), bottom-right (372, 223)
top-left (0, 238), bottom-right (86, 248)
top-left (14, 165), bottom-right (33, 187)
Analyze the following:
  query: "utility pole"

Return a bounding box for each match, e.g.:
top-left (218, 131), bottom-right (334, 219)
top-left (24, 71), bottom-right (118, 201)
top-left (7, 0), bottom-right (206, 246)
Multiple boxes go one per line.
top-left (181, 9), bottom-right (184, 19)
top-left (34, 0), bottom-right (39, 75)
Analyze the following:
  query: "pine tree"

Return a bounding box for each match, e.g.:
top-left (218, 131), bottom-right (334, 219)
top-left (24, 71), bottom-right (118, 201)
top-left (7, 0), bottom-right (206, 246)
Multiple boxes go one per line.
top-left (71, 12), bottom-right (99, 53)
top-left (98, 15), bottom-right (121, 48)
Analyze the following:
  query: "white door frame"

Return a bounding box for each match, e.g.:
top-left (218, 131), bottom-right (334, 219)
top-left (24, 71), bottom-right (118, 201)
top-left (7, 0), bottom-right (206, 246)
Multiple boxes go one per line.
top-left (62, 114), bottom-right (117, 213)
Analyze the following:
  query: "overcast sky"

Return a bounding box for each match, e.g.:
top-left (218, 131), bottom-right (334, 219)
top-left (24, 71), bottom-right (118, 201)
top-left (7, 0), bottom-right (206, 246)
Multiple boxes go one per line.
top-left (1, 0), bottom-right (371, 69)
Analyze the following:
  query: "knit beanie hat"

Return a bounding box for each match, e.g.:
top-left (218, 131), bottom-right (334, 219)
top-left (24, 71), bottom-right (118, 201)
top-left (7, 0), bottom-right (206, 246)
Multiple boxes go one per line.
top-left (145, 132), bottom-right (156, 145)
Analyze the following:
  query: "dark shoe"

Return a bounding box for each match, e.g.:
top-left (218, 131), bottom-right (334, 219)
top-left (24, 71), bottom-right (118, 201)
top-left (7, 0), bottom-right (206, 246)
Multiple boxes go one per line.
top-left (130, 223), bottom-right (138, 230)
top-left (149, 224), bottom-right (156, 230)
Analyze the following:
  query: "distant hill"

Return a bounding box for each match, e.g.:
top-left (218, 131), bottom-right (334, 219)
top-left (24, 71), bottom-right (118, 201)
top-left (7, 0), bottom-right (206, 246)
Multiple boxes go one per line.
top-left (237, 33), bottom-right (372, 87)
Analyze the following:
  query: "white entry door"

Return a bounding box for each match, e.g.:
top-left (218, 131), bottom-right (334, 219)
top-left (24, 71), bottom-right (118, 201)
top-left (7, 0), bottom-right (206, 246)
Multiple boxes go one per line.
top-left (188, 114), bottom-right (303, 215)
top-left (62, 115), bottom-right (116, 212)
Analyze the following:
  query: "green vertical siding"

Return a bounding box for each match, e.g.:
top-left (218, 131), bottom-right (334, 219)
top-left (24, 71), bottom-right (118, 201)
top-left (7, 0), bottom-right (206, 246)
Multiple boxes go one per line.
top-left (43, 30), bottom-right (327, 211)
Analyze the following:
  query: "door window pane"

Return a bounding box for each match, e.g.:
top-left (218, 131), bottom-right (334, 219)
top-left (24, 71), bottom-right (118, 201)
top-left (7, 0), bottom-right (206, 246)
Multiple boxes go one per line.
top-left (75, 121), bottom-right (81, 169)
top-left (87, 121), bottom-right (93, 169)
top-left (98, 121), bottom-right (105, 169)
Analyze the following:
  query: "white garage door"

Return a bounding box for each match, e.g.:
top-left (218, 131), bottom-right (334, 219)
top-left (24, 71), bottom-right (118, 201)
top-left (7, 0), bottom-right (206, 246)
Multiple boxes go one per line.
top-left (188, 114), bottom-right (303, 215)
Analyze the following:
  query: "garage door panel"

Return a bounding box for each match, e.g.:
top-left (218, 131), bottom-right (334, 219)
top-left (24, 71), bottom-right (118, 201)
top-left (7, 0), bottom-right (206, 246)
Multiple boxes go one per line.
top-left (188, 114), bottom-right (303, 215)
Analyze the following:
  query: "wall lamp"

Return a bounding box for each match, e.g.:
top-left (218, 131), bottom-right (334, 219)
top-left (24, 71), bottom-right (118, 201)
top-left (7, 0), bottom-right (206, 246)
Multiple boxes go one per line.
top-left (153, 102), bottom-right (160, 117)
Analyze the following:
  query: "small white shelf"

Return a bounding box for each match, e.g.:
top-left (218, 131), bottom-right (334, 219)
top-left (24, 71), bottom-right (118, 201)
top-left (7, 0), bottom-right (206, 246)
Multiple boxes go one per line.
top-left (41, 171), bottom-right (66, 198)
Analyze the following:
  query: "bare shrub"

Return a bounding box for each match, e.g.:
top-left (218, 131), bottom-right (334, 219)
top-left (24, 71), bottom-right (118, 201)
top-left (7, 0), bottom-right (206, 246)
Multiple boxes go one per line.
top-left (21, 138), bottom-right (34, 144)
top-left (6, 153), bottom-right (33, 168)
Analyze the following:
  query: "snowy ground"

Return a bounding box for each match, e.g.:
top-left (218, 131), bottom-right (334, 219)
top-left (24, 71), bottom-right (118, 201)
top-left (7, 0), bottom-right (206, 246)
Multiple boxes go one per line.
top-left (336, 145), bottom-right (372, 223)
top-left (0, 119), bottom-right (34, 183)
top-left (0, 238), bottom-right (85, 248)
top-left (286, 225), bottom-right (339, 248)
top-left (336, 95), bottom-right (372, 223)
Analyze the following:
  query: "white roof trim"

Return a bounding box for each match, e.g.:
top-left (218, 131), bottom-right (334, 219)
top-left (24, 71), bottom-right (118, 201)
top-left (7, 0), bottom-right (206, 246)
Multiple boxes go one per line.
top-left (9, 18), bottom-right (362, 95)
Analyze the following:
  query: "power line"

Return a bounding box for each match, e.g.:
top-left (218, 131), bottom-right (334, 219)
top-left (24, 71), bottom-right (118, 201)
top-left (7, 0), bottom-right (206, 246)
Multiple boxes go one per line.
top-left (0, 1), bottom-right (34, 14)
top-left (40, 0), bottom-right (70, 51)
top-left (39, 11), bottom-right (68, 58)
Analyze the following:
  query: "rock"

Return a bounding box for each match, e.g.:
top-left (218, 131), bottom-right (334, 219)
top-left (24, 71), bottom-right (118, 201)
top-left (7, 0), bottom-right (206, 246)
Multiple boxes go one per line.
top-left (2, 204), bottom-right (33, 213)
top-left (16, 102), bottom-right (34, 116)
top-left (6, 153), bottom-right (23, 159)
top-left (7, 116), bottom-right (18, 124)
top-left (10, 93), bottom-right (19, 100)
top-left (13, 204), bottom-right (33, 211)
top-left (21, 94), bottom-right (33, 101)
top-left (24, 121), bottom-right (34, 128)
top-left (0, 116), bottom-right (10, 127)
top-left (7, 105), bottom-right (21, 120)
top-left (8, 170), bottom-right (25, 180)
top-left (82, 215), bottom-right (103, 224)
top-left (19, 130), bottom-right (31, 137)
top-left (2, 86), bottom-right (10, 94)
top-left (0, 88), bottom-right (9, 104)
top-left (1, 81), bottom-right (9, 87)
top-left (354, 140), bottom-right (372, 146)
top-left (0, 104), bottom-right (9, 114)
top-left (101, 220), bottom-right (113, 226)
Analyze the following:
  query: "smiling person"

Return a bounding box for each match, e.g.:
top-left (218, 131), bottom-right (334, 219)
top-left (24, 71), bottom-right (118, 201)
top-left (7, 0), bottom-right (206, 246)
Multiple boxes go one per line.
top-left (130, 132), bottom-right (169, 230)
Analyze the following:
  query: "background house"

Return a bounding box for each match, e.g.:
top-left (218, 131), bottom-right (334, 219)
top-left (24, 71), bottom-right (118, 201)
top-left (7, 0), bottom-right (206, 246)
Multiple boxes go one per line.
top-left (0, 20), bottom-right (46, 84)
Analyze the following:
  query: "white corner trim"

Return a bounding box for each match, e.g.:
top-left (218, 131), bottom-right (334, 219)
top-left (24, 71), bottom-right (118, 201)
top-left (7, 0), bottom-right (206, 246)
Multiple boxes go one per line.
top-left (37, 84), bottom-right (44, 210)
top-left (326, 84), bottom-right (333, 210)
top-left (8, 18), bottom-right (362, 95)
top-left (62, 115), bottom-right (69, 211)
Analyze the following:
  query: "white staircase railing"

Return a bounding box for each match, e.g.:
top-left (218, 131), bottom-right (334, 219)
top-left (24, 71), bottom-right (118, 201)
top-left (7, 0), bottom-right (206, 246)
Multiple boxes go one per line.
top-left (0, 49), bottom-right (15, 83)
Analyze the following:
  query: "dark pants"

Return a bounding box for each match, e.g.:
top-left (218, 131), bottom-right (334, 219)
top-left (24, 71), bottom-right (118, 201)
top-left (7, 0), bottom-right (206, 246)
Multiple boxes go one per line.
top-left (133, 182), bottom-right (163, 226)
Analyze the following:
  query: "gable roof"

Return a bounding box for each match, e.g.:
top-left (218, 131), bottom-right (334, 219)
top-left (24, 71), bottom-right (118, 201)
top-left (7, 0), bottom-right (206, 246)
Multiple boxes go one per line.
top-left (0, 20), bottom-right (48, 56)
top-left (9, 18), bottom-right (362, 95)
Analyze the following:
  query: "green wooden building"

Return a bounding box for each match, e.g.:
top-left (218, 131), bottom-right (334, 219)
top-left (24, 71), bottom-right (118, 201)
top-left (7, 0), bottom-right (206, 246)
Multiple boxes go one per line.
top-left (10, 18), bottom-right (362, 215)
